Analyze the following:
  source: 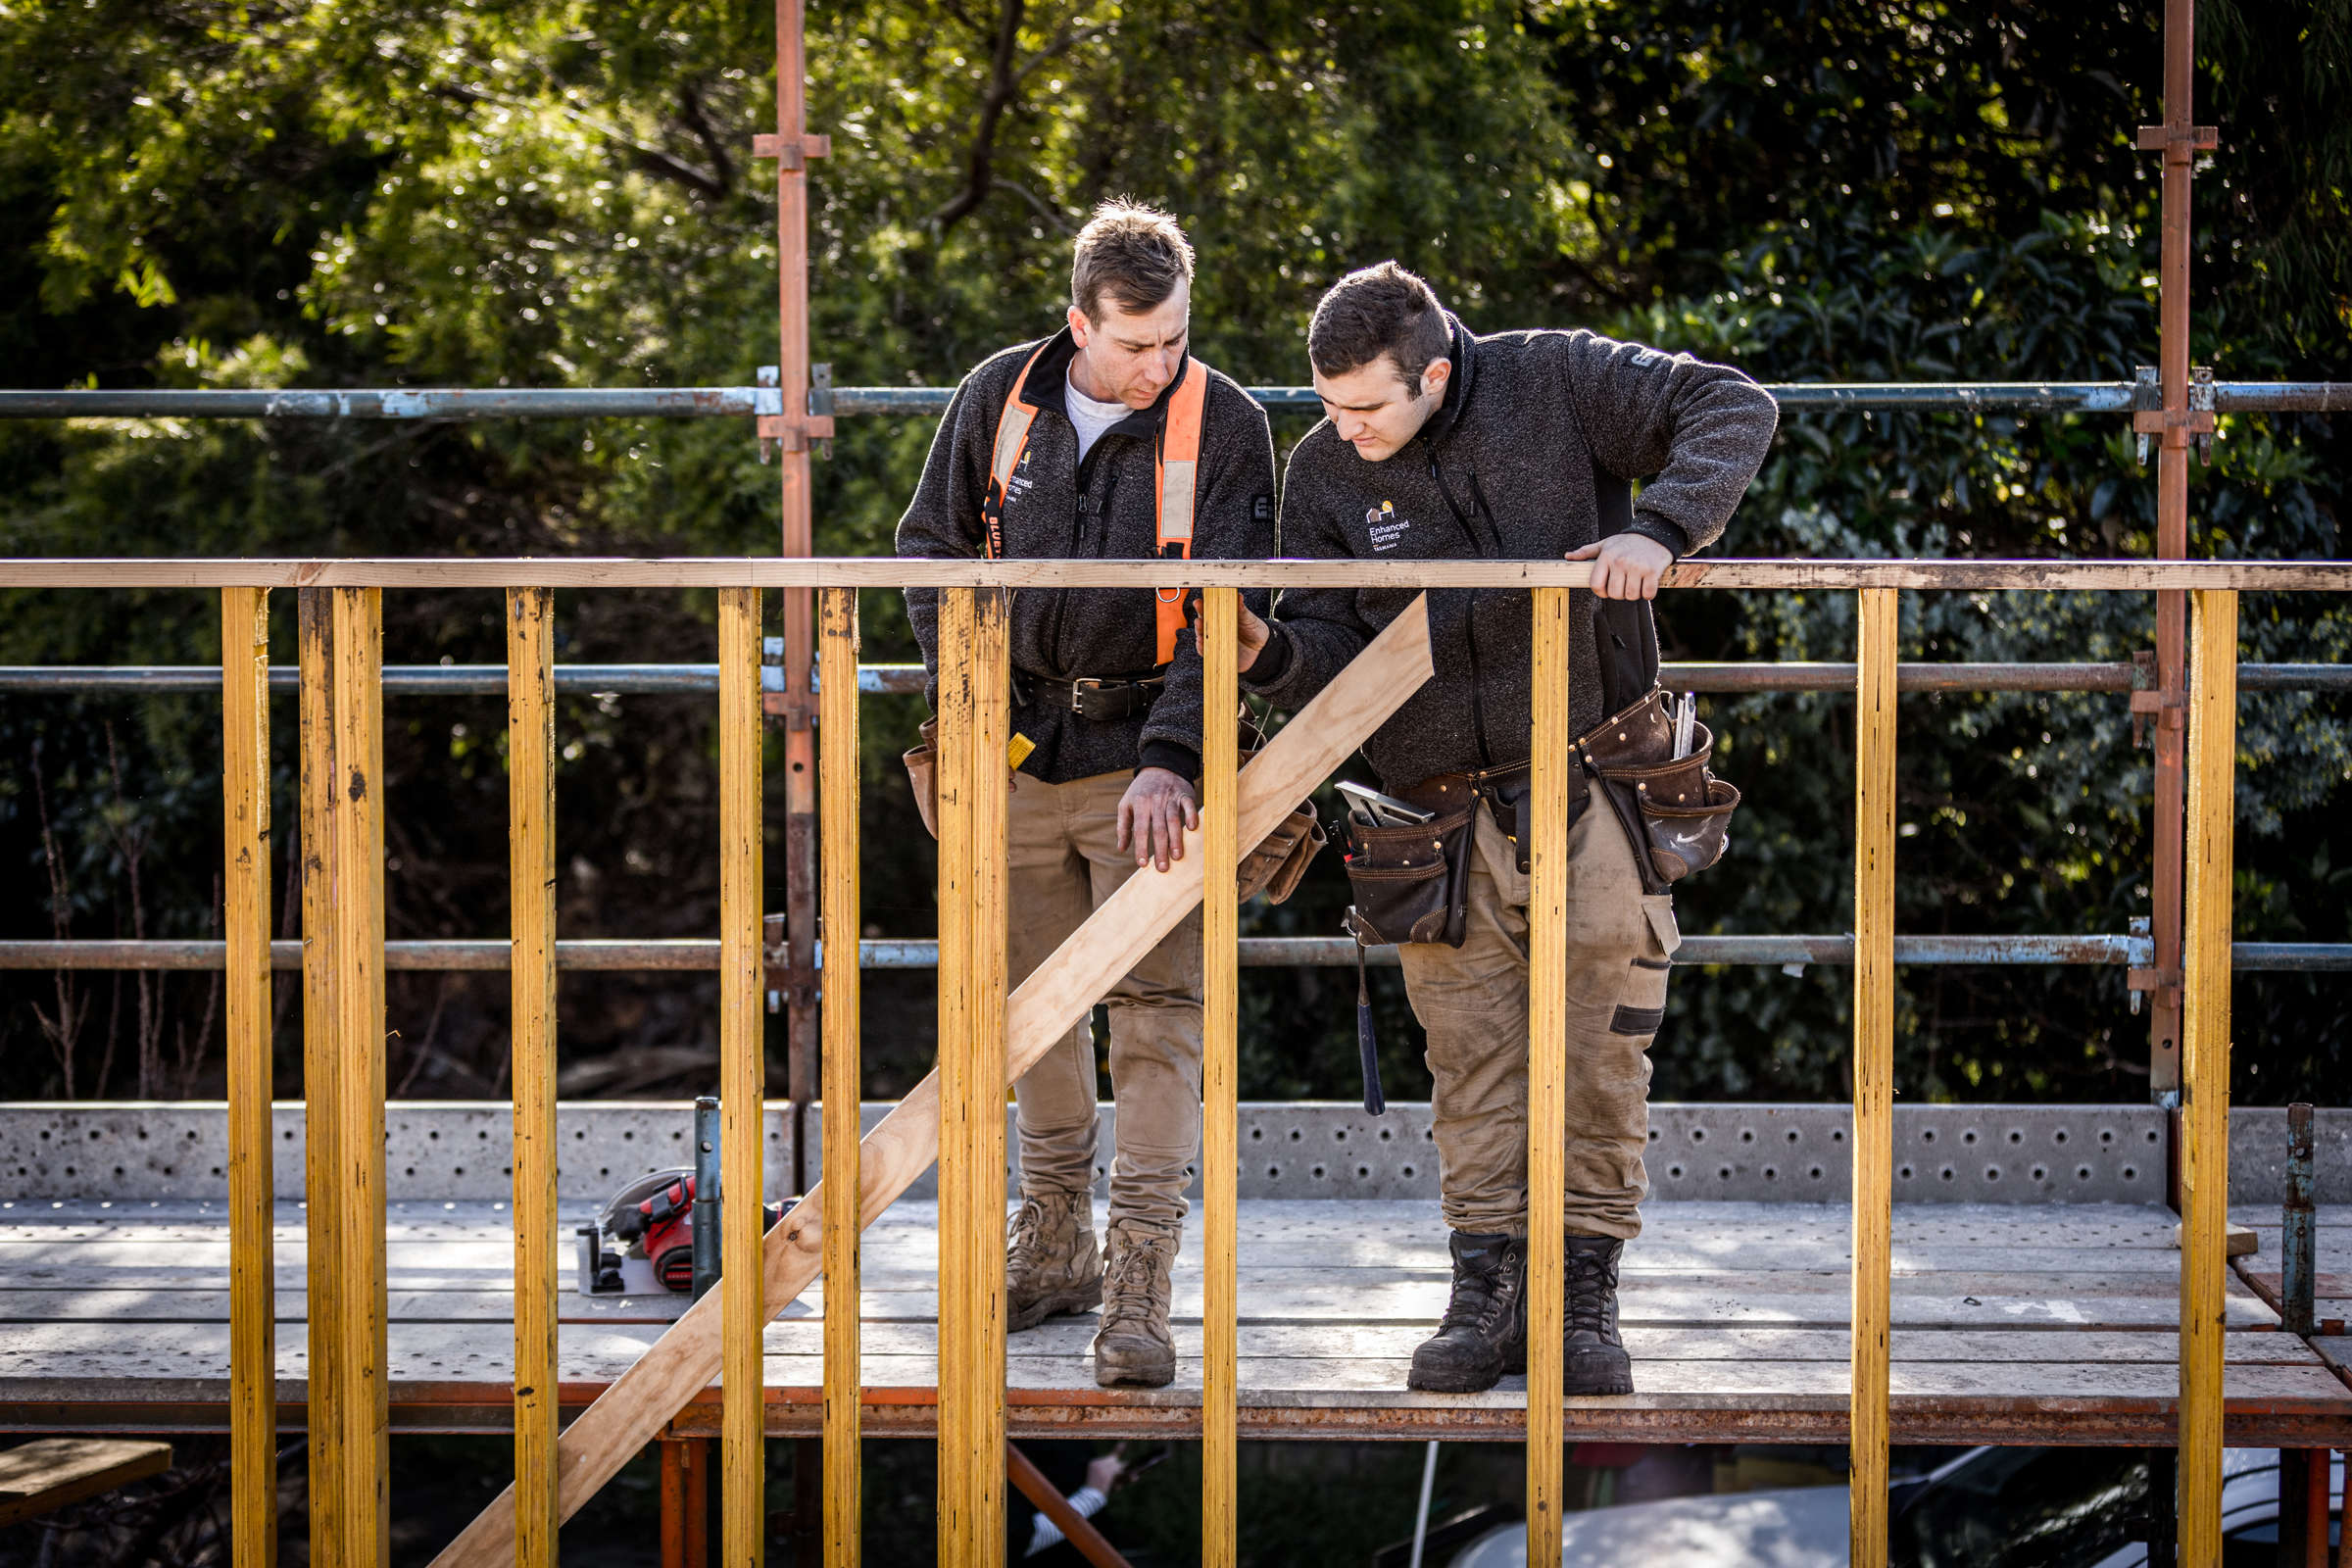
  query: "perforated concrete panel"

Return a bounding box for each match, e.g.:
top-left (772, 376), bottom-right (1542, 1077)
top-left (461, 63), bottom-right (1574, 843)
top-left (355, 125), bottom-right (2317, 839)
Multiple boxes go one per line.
top-left (2229, 1106), bottom-right (2351, 1204)
top-left (816, 1102), bottom-right (2175, 1204)
top-left (0, 1102), bottom-right (794, 1202)
top-left (1645, 1103), bottom-right (2168, 1204)
top-left (17, 1100), bottom-right (2329, 1205)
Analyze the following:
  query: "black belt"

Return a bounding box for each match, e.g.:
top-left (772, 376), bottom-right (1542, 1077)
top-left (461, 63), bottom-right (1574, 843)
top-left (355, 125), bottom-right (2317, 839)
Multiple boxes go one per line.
top-left (1021, 672), bottom-right (1166, 722)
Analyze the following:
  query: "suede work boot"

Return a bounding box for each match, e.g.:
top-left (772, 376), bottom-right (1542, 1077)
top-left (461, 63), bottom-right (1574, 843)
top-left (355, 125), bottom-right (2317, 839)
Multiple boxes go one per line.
top-left (1562, 1234), bottom-right (1634, 1396)
top-left (1004, 1188), bottom-right (1102, 1334)
top-left (1406, 1232), bottom-right (1528, 1394)
top-left (1091, 1221), bottom-right (1178, 1388)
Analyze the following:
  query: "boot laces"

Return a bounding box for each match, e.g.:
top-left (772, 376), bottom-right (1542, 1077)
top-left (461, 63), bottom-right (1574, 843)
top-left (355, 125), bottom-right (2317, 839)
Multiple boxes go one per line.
top-left (1102, 1236), bottom-right (1165, 1320)
top-left (1564, 1247), bottom-right (1615, 1336)
top-left (1005, 1194), bottom-right (1066, 1277)
top-left (1439, 1251), bottom-right (1513, 1337)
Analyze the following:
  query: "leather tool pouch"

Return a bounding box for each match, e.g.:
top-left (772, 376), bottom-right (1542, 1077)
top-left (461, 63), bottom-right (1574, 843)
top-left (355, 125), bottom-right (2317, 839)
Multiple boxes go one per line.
top-left (1577, 689), bottom-right (1740, 897)
top-left (903, 716), bottom-right (941, 839)
top-left (1575, 466), bottom-right (1739, 896)
top-left (1240, 800), bottom-right (1326, 905)
top-left (1337, 805), bottom-right (1476, 949)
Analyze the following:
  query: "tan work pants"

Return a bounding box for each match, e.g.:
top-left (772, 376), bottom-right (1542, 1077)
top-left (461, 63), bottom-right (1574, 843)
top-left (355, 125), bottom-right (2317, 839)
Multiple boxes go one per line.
top-left (1396, 803), bottom-right (1681, 1241)
top-left (1004, 769), bottom-right (1204, 1236)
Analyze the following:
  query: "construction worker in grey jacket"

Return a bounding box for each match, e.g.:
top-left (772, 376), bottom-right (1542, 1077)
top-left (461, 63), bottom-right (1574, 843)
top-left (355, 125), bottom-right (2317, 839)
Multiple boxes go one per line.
top-left (898, 202), bottom-right (1277, 1388)
top-left (1238, 262), bottom-right (1777, 1396)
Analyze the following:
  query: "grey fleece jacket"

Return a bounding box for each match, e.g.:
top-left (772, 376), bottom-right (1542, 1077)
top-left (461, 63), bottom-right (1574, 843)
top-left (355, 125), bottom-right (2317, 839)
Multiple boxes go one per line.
top-left (1245, 316), bottom-right (1777, 790)
top-left (898, 326), bottom-right (1277, 784)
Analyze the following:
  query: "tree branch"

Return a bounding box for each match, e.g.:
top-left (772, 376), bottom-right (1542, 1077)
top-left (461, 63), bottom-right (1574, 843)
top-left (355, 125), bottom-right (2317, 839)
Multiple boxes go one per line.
top-left (926, 0), bottom-right (1028, 232)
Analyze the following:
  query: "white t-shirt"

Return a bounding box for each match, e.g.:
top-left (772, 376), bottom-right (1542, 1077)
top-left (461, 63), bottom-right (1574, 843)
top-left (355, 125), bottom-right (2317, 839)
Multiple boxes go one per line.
top-left (1063, 369), bottom-right (1129, 466)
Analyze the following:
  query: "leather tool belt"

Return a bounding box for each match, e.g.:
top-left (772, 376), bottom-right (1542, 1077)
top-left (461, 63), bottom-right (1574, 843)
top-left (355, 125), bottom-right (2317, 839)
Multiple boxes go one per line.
top-left (1021, 671), bottom-right (1167, 723)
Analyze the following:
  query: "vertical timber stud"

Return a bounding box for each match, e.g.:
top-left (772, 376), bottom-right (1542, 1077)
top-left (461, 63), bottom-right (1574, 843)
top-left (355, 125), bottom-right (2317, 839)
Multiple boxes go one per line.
top-left (936, 587), bottom-right (1011, 1564)
top-left (221, 586), bottom-right (275, 1568)
top-left (330, 587), bottom-right (389, 1567)
top-left (1849, 588), bottom-right (1898, 1568)
top-left (816, 587), bottom-right (862, 1566)
top-left (718, 587), bottom-right (768, 1568)
top-left (1523, 587), bottom-right (1570, 1568)
top-left (2179, 589), bottom-right (2238, 1568)
top-left (1200, 587), bottom-right (1241, 1568)
top-left (507, 587), bottom-right (561, 1568)
top-left (297, 589), bottom-right (344, 1568)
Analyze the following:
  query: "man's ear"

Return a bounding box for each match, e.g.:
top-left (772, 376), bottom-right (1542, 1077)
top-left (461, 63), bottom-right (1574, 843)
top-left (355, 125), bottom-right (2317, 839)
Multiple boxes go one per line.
top-left (1067, 304), bottom-right (1092, 347)
top-left (1418, 357), bottom-right (1452, 399)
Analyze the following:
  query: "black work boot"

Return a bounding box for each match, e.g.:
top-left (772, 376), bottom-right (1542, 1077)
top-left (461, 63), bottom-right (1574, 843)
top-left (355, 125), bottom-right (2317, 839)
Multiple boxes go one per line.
top-left (1406, 1232), bottom-right (1528, 1393)
top-left (1562, 1234), bottom-right (1634, 1396)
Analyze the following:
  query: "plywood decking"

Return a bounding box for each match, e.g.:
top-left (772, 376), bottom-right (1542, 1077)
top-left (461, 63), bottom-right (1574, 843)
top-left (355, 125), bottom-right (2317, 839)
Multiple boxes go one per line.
top-left (3, 1198), bottom-right (2346, 1447)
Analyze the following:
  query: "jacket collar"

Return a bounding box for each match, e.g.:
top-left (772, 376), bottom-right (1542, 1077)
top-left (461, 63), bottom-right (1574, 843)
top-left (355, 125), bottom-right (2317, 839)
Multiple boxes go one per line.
top-left (1416, 312), bottom-right (1478, 450)
top-left (1017, 323), bottom-right (1188, 442)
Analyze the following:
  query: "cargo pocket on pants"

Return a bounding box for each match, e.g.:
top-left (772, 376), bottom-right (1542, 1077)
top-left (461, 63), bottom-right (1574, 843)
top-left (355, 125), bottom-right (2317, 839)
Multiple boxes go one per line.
top-left (1609, 897), bottom-right (1682, 1036)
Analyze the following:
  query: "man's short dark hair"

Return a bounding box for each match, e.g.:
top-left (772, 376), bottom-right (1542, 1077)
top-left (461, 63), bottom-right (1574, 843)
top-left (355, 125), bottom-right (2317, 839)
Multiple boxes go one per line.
top-left (1309, 262), bottom-right (1451, 394)
top-left (1070, 200), bottom-right (1195, 322)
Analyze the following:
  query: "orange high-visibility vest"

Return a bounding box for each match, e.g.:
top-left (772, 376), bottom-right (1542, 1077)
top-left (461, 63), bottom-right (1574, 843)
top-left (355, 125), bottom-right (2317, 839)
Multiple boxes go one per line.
top-left (979, 341), bottom-right (1208, 666)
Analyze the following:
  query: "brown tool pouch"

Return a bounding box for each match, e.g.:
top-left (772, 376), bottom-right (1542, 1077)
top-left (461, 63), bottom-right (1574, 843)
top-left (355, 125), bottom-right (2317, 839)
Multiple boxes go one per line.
top-left (1240, 799), bottom-right (1326, 905)
top-left (903, 716), bottom-right (942, 838)
top-left (1578, 690), bottom-right (1740, 897)
top-left (1338, 805), bottom-right (1477, 948)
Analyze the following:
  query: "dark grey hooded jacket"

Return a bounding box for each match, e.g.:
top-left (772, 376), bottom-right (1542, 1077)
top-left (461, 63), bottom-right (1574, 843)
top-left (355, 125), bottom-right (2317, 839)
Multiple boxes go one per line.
top-left (898, 325), bottom-right (1278, 783)
top-left (1244, 316), bottom-right (1777, 789)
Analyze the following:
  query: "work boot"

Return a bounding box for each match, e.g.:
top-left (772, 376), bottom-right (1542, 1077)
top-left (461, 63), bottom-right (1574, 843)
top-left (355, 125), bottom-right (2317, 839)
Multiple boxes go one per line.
top-left (1091, 1221), bottom-right (1177, 1388)
top-left (1004, 1188), bottom-right (1101, 1334)
top-left (1406, 1232), bottom-right (1527, 1394)
top-left (1562, 1234), bottom-right (1634, 1396)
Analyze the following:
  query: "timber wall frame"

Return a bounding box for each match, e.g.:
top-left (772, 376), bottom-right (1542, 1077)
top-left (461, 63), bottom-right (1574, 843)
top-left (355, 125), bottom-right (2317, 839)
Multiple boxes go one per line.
top-left (1, 553), bottom-right (2342, 1568)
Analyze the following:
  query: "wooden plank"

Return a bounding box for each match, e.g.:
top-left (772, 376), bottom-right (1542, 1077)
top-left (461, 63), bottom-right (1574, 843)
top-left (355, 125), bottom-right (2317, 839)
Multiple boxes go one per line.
top-left (11, 556), bottom-right (2352, 594)
top-left (2180, 587), bottom-right (2238, 1566)
top-left (1200, 585), bottom-right (1239, 1568)
top-left (716, 586), bottom-right (766, 1568)
top-left (505, 586), bottom-right (559, 1568)
top-left (1850, 586), bottom-right (1897, 1568)
top-left (220, 585), bottom-right (275, 1568)
top-left (1525, 585), bottom-right (1570, 1568)
top-left (817, 586), bottom-right (862, 1568)
top-left (329, 585), bottom-right (389, 1568)
top-left (421, 596), bottom-right (1437, 1568)
top-left (0, 1438), bottom-right (172, 1527)
top-left (295, 588), bottom-right (344, 1568)
top-left (10, 1323), bottom-right (2352, 1411)
top-left (11, 1316), bottom-right (2337, 1379)
top-left (935, 586), bottom-right (1010, 1564)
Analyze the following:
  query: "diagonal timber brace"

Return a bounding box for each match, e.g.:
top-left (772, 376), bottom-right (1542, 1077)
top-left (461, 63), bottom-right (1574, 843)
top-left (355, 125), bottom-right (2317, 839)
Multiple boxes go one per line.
top-left (427, 597), bottom-right (1437, 1568)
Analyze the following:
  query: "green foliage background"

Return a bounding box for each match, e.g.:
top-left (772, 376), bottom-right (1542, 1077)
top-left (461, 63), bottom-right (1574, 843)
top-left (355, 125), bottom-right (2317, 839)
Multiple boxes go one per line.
top-left (2, 0), bottom-right (2347, 1110)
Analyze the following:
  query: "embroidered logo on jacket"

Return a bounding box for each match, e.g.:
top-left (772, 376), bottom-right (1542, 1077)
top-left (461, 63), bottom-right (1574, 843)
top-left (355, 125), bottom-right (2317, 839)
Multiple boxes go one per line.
top-left (1365, 501), bottom-right (1411, 551)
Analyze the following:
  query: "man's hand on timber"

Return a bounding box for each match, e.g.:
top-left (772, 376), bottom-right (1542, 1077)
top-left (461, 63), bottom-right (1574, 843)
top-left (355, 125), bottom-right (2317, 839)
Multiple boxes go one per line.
top-left (1566, 533), bottom-right (1674, 601)
top-left (1232, 600), bottom-right (1273, 673)
top-left (1118, 766), bottom-right (1199, 872)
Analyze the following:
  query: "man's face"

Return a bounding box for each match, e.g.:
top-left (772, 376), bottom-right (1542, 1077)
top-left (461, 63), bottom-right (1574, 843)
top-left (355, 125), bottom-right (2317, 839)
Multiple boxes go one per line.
top-left (1313, 354), bottom-right (1449, 463)
top-left (1068, 282), bottom-right (1191, 410)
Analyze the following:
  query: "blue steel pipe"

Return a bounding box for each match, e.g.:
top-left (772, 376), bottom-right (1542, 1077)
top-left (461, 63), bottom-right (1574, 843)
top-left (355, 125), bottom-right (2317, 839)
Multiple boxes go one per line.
top-left (3, 381), bottom-right (2347, 419)
top-left (4, 662), bottom-right (2346, 697)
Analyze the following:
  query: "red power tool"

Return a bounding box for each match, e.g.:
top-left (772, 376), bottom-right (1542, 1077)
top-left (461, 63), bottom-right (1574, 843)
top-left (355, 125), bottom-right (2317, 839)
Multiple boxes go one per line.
top-left (578, 1168), bottom-right (783, 1295)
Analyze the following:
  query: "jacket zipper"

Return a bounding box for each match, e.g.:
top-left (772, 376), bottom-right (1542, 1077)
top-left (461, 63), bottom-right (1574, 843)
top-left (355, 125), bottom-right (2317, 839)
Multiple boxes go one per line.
top-left (1046, 437), bottom-right (1117, 677)
top-left (1429, 450), bottom-right (1496, 768)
